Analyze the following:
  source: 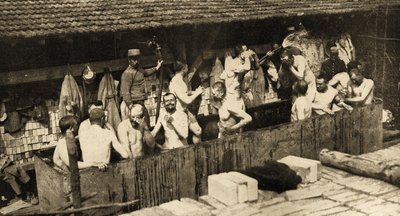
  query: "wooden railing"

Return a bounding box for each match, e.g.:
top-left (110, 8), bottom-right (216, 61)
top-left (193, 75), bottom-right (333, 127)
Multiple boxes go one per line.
top-left (35, 102), bottom-right (382, 212)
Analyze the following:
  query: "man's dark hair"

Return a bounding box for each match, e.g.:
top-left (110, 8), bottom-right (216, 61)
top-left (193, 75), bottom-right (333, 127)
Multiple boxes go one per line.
top-left (59, 115), bottom-right (79, 135)
top-left (280, 49), bottom-right (293, 59)
top-left (89, 108), bottom-right (105, 125)
top-left (347, 61), bottom-right (361, 73)
top-left (92, 100), bottom-right (103, 107)
top-left (293, 80), bottom-right (308, 96)
top-left (316, 74), bottom-right (327, 82)
top-left (234, 45), bottom-right (243, 58)
top-left (163, 93), bottom-right (176, 101)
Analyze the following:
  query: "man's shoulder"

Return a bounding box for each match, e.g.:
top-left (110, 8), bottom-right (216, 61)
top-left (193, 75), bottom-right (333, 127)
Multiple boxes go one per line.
top-left (123, 66), bottom-right (137, 74)
top-left (118, 119), bottom-right (130, 129)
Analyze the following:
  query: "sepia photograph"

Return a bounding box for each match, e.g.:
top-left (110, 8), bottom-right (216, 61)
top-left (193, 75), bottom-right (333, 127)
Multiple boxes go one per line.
top-left (0, 0), bottom-right (400, 215)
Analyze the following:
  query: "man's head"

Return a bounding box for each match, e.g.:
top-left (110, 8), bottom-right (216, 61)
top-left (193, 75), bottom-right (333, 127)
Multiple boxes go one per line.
top-left (127, 49), bottom-right (141, 68)
top-left (338, 34), bottom-right (347, 48)
top-left (128, 104), bottom-right (144, 128)
top-left (293, 80), bottom-right (308, 96)
top-left (350, 68), bottom-right (364, 86)
top-left (211, 81), bottom-right (226, 100)
top-left (89, 108), bottom-right (105, 127)
top-left (174, 61), bottom-right (188, 77)
top-left (163, 93), bottom-right (177, 113)
top-left (316, 74), bottom-right (328, 93)
top-left (329, 46), bottom-right (339, 61)
top-left (280, 49), bottom-right (294, 66)
top-left (347, 60), bottom-right (362, 73)
top-left (59, 115), bottom-right (79, 136)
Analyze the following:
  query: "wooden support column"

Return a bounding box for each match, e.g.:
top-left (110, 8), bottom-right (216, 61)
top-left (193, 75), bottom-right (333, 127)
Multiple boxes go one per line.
top-left (187, 26), bottom-right (221, 83)
top-left (66, 129), bottom-right (82, 209)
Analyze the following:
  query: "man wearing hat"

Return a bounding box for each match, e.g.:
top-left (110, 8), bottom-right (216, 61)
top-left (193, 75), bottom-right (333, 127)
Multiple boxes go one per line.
top-left (117, 104), bottom-right (155, 158)
top-left (120, 48), bottom-right (163, 126)
top-left (320, 46), bottom-right (347, 82)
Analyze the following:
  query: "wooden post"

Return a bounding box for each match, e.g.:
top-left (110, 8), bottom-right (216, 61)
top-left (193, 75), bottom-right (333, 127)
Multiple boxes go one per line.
top-left (66, 129), bottom-right (82, 208)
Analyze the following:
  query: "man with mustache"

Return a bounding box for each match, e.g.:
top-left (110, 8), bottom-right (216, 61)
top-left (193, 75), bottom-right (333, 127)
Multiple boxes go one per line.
top-left (169, 61), bottom-right (203, 144)
top-left (312, 75), bottom-right (353, 116)
top-left (344, 68), bottom-right (374, 106)
top-left (151, 93), bottom-right (189, 149)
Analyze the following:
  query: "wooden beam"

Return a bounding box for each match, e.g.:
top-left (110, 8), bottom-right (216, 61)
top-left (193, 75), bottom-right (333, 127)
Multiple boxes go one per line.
top-left (0, 54), bottom-right (175, 86)
top-left (202, 44), bottom-right (273, 61)
top-left (187, 26), bottom-right (221, 82)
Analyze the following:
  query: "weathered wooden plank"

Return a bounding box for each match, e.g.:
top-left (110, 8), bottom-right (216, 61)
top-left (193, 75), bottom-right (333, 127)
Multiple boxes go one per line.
top-left (360, 103), bottom-right (383, 153)
top-left (301, 118), bottom-right (316, 159)
top-left (334, 110), bottom-right (345, 152)
top-left (315, 114), bottom-right (335, 158)
top-left (178, 147), bottom-right (197, 199)
top-left (35, 156), bottom-right (69, 212)
top-left (273, 121), bottom-right (302, 160)
top-left (0, 54), bottom-right (175, 86)
top-left (78, 159), bottom-right (136, 207)
top-left (349, 106), bottom-right (362, 155)
top-left (202, 43), bottom-right (274, 60)
top-left (248, 129), bottom-right (275, 167)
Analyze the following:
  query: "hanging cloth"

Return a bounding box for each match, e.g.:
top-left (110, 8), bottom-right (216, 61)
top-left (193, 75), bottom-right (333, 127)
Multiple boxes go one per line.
top-left (58, 72), bottom-right (84, 120)
top-left (97, 72), bottom-right (121, 132)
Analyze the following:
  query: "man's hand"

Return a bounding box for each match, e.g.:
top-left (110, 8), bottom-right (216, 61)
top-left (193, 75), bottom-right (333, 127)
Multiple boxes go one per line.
top-left (164, 114), bottom-right (174, 124)
top-left (156, 60), bottom-right (163, 70)
top-left (323, 108), bottom-right (334, 115)
top-left (194, 86), bottom-right (204, 96)
top-left (96, 162), bottom-right (108, 171)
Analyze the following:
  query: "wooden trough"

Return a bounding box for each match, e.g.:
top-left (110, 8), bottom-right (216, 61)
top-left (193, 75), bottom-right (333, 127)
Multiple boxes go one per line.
top-left (35, 102), bottom-right (382, 213)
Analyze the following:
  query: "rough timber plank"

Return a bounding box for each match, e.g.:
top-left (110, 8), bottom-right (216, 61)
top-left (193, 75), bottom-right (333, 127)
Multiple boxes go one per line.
top-left (177, 147), bottom-right (196, 199)
top-left (360, 103), bottom-right (383, 153)
top-left (35, 157), bottom-right (69, 211)
top-left (273, 122), bottom-right (302, 160)
top-left (314, 114), bottom-right (335, 158)
top-left (300, 118), bottom-right (316, 159)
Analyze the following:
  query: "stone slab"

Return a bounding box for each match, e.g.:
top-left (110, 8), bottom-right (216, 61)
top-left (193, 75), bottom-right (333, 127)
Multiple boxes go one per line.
top-left (208, 174), bottom-right (238, 206)
top-left (335, 176), bottom-right (398, 196)
top-left (159, 200), bottom-right (208, 216)
top-left (228, 172), bottom-right (258, 201)
top-left (219, 173), bottom-right (248, 203)
top-left (199, 195), bottom-right (227, 210)
top-left (279, 155), bottom-right (320, 183)
top-left (284, 188), bottom-right (322, 201)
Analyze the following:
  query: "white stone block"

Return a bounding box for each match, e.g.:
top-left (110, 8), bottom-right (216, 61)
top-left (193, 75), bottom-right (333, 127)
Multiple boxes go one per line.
top-left (208, 174), bottom-right (238, 206)
top-left (219, 173), bottom-right (248, 203)
top-left (228, 172), bottom-right (258, 201)
top-left (278, 155), bottom-right (321, 183)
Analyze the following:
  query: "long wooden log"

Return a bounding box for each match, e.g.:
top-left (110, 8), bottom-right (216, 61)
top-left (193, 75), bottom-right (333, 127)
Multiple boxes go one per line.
top-left (12, 200), bottom-right (139, 216)
top-left (319, 149), bottom-right (400, 186)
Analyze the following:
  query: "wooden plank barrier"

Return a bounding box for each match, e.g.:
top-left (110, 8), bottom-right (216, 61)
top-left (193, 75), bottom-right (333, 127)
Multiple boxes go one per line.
top-left (35, 102), bottom-right (383, 213)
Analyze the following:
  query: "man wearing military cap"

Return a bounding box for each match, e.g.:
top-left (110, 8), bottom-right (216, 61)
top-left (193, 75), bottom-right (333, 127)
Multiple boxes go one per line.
top-left (320, 46), bottom-right (347, 82)
top-left (120, 48), bottom-right (163, 126)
